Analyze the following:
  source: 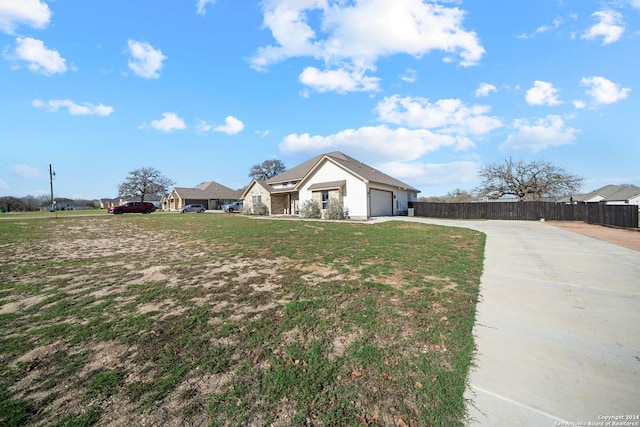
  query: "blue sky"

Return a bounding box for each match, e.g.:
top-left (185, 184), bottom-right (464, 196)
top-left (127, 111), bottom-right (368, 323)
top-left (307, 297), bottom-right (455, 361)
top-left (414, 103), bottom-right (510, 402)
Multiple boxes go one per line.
top-left (1, 0), bottom-right (638, 200)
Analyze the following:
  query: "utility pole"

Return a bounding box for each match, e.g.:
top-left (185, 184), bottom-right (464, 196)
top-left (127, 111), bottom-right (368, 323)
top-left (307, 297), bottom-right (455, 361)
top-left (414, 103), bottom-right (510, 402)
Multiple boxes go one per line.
top-left (50, 164), bottom-right (57, 218)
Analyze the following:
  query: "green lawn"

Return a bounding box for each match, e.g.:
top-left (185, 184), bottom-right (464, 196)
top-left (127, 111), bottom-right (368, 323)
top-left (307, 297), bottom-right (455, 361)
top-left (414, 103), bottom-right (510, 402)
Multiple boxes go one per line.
top-left (0, 213), bottom-right (485, 426)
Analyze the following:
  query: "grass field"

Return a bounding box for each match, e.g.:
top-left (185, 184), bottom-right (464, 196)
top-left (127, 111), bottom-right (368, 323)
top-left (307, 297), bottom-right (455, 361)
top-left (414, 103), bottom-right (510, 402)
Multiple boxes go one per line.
top-left (0, 213), bottom-right (485, 426)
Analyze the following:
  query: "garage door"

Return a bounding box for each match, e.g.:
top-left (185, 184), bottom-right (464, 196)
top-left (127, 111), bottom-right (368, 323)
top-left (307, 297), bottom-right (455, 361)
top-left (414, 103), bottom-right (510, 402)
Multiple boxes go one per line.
top-left (370, 189), bottom-right (393, 216)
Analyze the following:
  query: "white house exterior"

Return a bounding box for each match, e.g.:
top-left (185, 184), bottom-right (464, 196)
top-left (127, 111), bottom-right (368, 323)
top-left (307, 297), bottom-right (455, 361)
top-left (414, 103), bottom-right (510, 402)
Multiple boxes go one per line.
top-left (162, 181), bottom-right (241, 211)
top-left (604, 186), bottom-right (640, 207)
top-left (563, 185), bottom-right (640, 209)
top-left (242, 151), bottom-right (420, 219)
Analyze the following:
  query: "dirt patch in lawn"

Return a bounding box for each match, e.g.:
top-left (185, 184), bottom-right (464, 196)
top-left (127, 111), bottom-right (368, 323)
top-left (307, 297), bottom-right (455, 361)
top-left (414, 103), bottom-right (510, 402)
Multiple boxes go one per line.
top-left (0, 216), bottom-right (485, 427)
top-left (548, 221), bottom-right (640, 252)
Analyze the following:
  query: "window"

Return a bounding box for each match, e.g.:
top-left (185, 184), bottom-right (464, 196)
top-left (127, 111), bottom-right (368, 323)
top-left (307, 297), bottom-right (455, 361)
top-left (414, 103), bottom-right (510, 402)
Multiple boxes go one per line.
top-left (252, 195), bottom-right (262, 205)
top-left (321, 190), bottom-right (329, 209)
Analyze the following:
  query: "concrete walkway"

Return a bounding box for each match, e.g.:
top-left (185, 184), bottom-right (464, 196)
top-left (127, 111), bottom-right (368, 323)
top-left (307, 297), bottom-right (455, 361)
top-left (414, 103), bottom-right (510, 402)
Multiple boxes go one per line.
top-left (376, 218), bottom-right (640, 426)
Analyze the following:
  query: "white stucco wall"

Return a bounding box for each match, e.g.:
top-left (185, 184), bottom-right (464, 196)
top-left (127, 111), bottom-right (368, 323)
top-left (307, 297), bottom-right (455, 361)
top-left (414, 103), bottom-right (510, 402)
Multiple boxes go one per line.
top-left (606, 195), bottom-right (640, 207)
top-left (299, 160), bottom-right (418, 218)
top-left (299, 161), bottom-right (369, 218)
top-left (386, 188), bottom-right (412, 215)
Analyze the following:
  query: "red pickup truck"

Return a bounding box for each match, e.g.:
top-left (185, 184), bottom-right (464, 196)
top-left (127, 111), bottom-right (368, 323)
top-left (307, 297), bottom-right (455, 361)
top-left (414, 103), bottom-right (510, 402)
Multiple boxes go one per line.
top-left (108, 202), bottom-right (156, 214)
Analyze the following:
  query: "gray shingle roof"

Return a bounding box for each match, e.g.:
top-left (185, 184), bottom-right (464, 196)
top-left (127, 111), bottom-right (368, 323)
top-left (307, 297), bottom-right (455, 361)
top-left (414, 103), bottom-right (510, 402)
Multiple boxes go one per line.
top-left (268, 151), bottom-right (419, 192)
top-left (568, 185), bottom-right (640, 202)
top-left (307, 180), bottom-right (346, 191)
top-left (172, 181), bottom-right (241, 199)
top-left (267, 154), bottom-right (324, 184)
top-left (607, 185), bottom-right (640, 201)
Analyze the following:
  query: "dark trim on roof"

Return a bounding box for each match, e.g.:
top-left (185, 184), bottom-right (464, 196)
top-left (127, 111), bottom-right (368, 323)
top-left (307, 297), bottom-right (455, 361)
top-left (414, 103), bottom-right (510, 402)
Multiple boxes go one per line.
top-left (307, 180), bottom-right (346, 191)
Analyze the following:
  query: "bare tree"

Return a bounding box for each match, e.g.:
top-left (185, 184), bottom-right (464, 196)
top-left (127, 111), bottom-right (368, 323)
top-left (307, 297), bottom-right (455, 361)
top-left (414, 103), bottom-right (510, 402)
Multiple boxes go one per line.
top-left (476, 158), bottom-right (583, 201)
top-left (248, 159), bottom-right (286, 181)
top-left (118, 167), bottom-right (174, 202)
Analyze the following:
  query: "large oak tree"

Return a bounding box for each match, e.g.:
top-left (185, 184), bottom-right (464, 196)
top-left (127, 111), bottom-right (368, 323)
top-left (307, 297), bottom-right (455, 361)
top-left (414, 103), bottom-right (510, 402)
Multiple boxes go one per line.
top-left (118, 167), bottom-right (174, 202)
top-left (248, 159), bottom-right (286, 180)
top-left (476, 158), bottom-right (583, 201)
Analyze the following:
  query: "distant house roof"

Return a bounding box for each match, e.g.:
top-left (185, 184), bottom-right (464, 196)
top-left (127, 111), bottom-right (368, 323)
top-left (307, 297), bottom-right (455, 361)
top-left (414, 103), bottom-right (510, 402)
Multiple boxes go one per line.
top-left (563, 185), bottom-right (640, 203)
top-left (267, 151), bottom-right (420, 192)
top-left (171, 181), bottom-right (241, 200)
top-left (607, 185), bottom-right (640, 202)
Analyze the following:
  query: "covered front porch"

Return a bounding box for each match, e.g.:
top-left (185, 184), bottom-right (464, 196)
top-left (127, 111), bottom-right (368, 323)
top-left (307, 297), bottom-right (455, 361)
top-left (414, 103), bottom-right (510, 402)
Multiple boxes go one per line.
top-left (270, 190), bottom-right (299, 215)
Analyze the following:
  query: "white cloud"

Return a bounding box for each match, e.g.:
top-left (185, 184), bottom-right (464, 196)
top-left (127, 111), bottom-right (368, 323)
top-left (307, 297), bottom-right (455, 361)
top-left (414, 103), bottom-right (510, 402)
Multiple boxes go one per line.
top-left (400, 68), bottom-right (417, 83)
top-left (475, 82), bottom-right (497, 97)
top-left (580, 76), bottom-right (630, 105)
top-left (375, 95), bottom-right (502, 137)
top-left (195, 120), bottom-right (213, 133)
top-left (299, 66), bottom-right (380, 93)
top-left (251, 0), bottom-right (484, 92)
top-left (518, 17), bottom-right (564, 39)
top-left (280, 125), bottom-right (463, 163)
top-left (281, 130), bottom-right (480, 190)
top-left (380, 160), bottom-right (480, 186)
top-left (629, 0), bottom-right (640, 10)
top-left (525, 80), bottom-right (562, 106)
top-left (581, 10), bottom-right (625, 45)
top-left (536, 17), bottom-right (563, 34)
top-left (32, 99), bottom-right (114, 116)
top-left (214, 116), bottom-right (244, 135)
top-left (13, 164), bottom-right (41, 179)
top-left (147, 112), bottom-right (186, 132)
top-left (0, 0), bottom-right (51, 34)
top-left (197, 116), bottom-right (244, 135)
top-left (196, 0), bottom-right (216, 16)
top-left (5, 37), bottom-right (67, 75)
top-left (127, 40), bottom-right (166, 79)
top-left (573, 99), bottom-right (587, 109)
top-left (501, 115), bottom-right (579, 152)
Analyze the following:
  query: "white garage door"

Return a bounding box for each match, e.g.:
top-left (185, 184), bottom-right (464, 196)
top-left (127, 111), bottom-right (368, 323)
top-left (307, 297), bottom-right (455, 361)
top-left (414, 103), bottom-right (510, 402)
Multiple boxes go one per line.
top-left (370, 189), bottom-right (393, 216)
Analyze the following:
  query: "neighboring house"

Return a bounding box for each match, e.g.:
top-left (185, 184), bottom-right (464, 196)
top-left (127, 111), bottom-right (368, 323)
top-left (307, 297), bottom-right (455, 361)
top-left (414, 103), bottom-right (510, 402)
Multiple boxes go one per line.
top-left (241, 151), bottom-right (420, 219)
top-left (99, 198), bottom-right (117, 209)
top-left (163, 181), bottom-right (241, 211)
top-left (560, 185), bottom-right (640, 207)
top-left (47, 201), bottom-right (92, 211)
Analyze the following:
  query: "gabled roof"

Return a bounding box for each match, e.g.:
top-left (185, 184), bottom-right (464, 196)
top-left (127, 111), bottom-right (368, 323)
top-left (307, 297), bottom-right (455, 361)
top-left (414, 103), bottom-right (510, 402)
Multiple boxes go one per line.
top-left (607, 185), bottom-right (640, 201)
top-left (240, 179), bottom-right (274, 199)
top-left (268, 151), bottom-right (420, 192)
top-left (171, 181), bottom-right (241, 200)
top-left (267, 154), bottom-right (325, 184)
top-left (567, 185), bottom-right (640, 203)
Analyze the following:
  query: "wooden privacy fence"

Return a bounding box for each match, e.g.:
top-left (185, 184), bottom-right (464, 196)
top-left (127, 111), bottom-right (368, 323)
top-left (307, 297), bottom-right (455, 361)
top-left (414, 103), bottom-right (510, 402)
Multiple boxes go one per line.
top-left (408, 201), bottom-right (639, 229)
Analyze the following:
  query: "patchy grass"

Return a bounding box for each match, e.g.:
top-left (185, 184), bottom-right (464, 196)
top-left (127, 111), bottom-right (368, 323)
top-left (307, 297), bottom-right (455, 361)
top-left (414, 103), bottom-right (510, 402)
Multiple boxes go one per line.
top-left (0, 214), bottom-right (485, 426)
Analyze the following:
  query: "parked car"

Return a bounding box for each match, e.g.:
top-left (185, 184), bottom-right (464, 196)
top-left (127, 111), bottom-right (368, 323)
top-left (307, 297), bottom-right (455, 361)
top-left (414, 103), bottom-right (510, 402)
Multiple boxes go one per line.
top-left (178, 204), bottom-right (206, 213)
top-left (222, 201), bottom-right (243, 212)
top-left (108, 201), bottom-right (156, 214)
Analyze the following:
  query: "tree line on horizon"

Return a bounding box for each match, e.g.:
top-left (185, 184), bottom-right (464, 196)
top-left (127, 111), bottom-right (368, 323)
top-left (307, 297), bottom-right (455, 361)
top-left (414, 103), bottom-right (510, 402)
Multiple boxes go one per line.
top-left (0, 196), bottom-right (99, 213)
top-left (2, 158), bottom-right (586, 212)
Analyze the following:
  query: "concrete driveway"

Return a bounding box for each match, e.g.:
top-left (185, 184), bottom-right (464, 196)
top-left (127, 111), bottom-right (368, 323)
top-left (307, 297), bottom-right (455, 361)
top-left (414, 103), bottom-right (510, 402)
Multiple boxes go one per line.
top-left (376, 218), bottom-right (640, 426)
